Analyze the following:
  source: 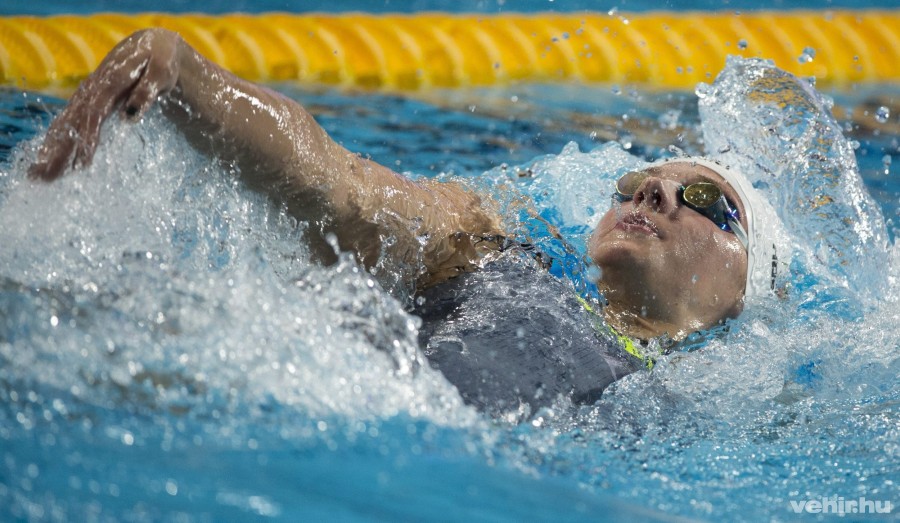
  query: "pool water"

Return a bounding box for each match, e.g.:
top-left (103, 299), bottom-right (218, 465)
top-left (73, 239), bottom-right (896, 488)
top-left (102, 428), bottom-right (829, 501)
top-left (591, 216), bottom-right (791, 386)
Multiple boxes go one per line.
top-left (1, 54), bottom-right (898, 522)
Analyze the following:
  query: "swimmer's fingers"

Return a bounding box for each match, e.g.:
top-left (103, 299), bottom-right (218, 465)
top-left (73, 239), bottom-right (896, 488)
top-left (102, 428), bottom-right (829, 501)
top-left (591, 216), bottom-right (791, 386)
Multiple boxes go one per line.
top-left (28, 126), bottom-right (77, 182)
top-left (28, 83), bottom-right (116, 181)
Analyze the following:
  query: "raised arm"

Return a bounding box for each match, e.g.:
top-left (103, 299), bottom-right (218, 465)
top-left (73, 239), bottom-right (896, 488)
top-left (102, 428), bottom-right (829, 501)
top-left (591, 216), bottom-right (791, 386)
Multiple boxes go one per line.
top-left (29, 28), bottom-right (503, 289)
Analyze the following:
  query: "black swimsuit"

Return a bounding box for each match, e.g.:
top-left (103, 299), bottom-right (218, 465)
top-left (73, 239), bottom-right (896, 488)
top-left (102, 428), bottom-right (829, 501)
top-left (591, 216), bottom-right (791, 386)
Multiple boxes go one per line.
top-left (414, 254), bottom-right (643, 419)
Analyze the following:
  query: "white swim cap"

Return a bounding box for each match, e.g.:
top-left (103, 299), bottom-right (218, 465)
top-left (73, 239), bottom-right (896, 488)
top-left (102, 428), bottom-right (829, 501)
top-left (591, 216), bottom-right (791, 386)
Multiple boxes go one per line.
top-left (647, 157), bottom-right (789, 298)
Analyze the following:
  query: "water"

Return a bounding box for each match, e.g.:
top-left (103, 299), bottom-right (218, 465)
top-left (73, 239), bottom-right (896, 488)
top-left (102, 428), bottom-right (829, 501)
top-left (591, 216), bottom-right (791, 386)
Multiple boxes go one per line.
top-left (1, 55), bottom-right (898, 521)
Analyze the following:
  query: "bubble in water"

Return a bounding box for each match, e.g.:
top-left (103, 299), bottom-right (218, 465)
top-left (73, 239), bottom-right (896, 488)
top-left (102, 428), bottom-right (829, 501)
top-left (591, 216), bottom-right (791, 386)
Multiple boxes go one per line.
top-left (737, 39), bottom-right (748, 50)
top-left (695, 82), bottom-right (712, 99)
top-left (658, 109), bottom-right (681, 130)
top-left (608, 7), bottom-right (618, 15)
top-left (874, 106), bottom-right (890, 124)
top-left (798, 46), bottom-right (816, 63)
top-left (882, 154), bottom-right (892, 175)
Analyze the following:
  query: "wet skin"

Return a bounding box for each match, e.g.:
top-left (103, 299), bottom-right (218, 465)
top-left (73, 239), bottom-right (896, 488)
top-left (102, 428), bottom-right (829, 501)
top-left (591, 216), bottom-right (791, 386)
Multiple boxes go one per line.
top-left (589, 162), bottom-right (749, 340)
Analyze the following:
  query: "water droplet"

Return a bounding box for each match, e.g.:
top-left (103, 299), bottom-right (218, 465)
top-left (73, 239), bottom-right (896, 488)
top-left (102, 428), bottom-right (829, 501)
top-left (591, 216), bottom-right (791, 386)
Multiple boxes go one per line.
top-left (608, 7), bottom-right (618, 15)
top-left (798, 47), bottom-right (816, 63)
top-left (737, 39), bottom-right (748, 50)
top-left (695, 83), bottom-right (714, 100)
top-left (882, 154), bottom-right (892, 175)
top-left (691, 275), bottom-right (699, 284)
top-left (26, 464), bottom-right (39, 479)
top-left (667, 145), bottom-right (686, 157)
top-left (875, 106), bottom-right (890, 124)
top-left (611, 85), bottom-right (621, 95)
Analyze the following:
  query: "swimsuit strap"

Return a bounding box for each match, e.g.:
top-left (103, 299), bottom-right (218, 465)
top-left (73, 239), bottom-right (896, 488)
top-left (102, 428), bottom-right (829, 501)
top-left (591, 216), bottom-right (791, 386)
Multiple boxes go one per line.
top-left (575, 295), bottom-right (657, 370)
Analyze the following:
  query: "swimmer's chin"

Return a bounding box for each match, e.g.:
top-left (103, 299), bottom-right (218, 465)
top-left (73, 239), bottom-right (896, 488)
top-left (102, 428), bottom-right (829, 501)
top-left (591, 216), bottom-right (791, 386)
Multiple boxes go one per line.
top-left (589, 237), bottom-right (655, 268)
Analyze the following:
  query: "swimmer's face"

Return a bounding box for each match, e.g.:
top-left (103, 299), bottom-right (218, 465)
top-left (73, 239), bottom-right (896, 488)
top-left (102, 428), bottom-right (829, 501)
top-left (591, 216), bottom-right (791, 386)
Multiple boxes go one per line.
top-left (588, 162), bottom-right (749, 337)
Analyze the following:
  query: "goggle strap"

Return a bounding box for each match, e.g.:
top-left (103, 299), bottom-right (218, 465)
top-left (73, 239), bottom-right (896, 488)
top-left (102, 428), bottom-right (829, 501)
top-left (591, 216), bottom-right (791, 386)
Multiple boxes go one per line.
top-left (727, 218), bottom-right (749, 251)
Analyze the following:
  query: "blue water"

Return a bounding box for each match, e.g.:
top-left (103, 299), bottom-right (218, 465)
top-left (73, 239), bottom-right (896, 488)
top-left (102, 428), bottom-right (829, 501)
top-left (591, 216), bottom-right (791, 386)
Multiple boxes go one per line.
top-left (1, 7), bottom-right (899, 523)
top-left (2, 55), bottom-right (898, 522)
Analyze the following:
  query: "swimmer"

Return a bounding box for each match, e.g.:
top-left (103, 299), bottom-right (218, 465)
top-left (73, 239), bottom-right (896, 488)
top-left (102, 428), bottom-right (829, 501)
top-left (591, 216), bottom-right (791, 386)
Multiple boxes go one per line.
top-left (28, 29), bottom-right (774, 418)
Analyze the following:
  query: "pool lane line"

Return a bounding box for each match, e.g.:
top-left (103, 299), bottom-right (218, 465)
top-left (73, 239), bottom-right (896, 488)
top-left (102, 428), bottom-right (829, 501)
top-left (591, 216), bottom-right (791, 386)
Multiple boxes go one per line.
top-left (0, 10), bottom-right (898, 92)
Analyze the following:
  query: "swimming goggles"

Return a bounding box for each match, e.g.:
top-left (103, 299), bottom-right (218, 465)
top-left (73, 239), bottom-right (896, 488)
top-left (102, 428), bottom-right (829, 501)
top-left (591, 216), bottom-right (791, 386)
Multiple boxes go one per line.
top-left (615, 171), bottom-right (749, 250)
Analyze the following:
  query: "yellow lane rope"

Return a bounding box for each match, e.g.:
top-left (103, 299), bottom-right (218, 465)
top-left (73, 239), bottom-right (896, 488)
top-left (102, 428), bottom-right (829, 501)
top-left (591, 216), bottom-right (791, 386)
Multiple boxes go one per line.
top-left (1, 11), bottom-right (898, 91)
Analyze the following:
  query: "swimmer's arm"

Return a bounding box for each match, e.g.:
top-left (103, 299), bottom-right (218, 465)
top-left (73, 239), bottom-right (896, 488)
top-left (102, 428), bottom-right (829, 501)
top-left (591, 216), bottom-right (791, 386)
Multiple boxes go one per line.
top-left (29, 28), bottom-right (502, 287)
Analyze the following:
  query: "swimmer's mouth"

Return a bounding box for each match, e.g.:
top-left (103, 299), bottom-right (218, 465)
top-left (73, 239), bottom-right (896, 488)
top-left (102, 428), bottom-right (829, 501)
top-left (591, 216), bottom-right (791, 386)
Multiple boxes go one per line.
top-left (616, 211), bottom-right (659, 236)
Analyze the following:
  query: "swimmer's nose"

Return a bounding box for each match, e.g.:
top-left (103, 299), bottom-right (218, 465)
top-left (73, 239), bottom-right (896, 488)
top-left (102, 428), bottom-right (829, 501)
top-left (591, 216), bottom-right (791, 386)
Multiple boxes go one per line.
top-left (632, 176), bottom-right (680, 214)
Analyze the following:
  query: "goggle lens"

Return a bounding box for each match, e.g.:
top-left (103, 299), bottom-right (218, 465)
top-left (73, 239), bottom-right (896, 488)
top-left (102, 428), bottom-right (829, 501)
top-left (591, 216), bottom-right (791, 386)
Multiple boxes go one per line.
top-left (681, 182), bottom-right (722, 209)
top-left (614, 171), bottom-right (749, 250)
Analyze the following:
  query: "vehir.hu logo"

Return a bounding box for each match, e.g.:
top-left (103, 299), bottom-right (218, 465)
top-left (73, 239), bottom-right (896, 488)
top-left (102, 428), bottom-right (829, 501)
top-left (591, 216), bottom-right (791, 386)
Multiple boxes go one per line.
top-left (790, 497), bottom-right (892, 515)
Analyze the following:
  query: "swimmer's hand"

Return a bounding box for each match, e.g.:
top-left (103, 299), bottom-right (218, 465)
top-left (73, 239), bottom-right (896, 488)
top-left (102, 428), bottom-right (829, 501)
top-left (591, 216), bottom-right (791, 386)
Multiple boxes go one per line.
top-left (29, 28), bottom-right (181, 182)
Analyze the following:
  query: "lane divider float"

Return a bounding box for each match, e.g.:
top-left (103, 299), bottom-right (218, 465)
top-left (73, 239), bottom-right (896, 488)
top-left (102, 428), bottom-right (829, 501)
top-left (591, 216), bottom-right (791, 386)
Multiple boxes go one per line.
top-left (0, 10), bottom-right (897, 91)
